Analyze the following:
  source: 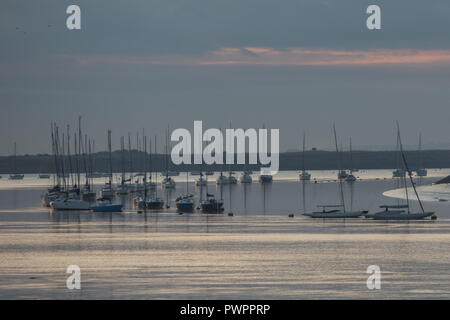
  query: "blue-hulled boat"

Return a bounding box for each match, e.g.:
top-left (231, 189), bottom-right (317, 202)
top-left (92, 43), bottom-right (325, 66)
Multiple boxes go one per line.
top-left (90, 198), bottom-right (123, 212)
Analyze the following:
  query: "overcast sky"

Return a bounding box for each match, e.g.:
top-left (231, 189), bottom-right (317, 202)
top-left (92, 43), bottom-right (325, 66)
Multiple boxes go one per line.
top-left (1, 0), bottom-right (450, 155)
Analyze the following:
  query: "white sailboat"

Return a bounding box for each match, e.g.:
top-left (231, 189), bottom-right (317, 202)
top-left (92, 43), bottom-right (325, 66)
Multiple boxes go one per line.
top-left (116, 136), bottom-right (129, 195)
top-left (344, 137), bottom-right (357, 182)
top-left (392, 133), bottom-right (406, 178)
top-left (161, 127), bottom-right (176, 189)
top-left (367, 123), bottom-right (435, 220)
top-left (302, 125), bottom-right (367, 219)
top-left (50, 196), bottom-right (90, 210)
top-left (9, 143), bottom-right (24, 180)
top-left (176, 172), bottom-right (194, 213)
top-left (146, 136), bottom-right (165, 209)
top-left (100, 130), bottom-right (115, 200)
top-left (415, 133), bottom-right (427, 177)
top-left (299, 132), bottom-right (311, 181)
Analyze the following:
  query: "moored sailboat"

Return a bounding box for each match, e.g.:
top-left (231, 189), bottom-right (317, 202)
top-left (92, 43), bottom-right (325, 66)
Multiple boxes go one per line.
top-left (366, 123), bottom-right (435, 220)
top-left (302, 124), bottom-right (367, 219)
top-left (9, 143), bottom-right (24, 180)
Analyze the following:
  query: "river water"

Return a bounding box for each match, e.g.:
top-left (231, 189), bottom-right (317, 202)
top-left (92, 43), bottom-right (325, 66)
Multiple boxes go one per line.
top-left (0, 170), bottom-right (449, 299)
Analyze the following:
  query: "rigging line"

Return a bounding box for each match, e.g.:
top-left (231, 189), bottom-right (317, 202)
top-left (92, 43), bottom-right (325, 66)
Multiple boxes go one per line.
top-left (396, 121), bottom-right (425, 214)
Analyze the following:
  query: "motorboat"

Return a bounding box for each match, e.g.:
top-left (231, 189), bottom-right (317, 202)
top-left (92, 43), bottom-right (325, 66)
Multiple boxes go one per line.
top-left (39, 174), bottom-right (51, 179)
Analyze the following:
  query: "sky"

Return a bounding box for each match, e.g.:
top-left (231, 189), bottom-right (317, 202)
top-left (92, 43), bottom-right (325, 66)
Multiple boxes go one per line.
top-left (1, 0), bottom-right (450, 155)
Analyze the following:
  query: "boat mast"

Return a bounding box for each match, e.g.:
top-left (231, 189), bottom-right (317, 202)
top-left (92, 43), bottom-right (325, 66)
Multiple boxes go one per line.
top-left (128, 133), bottom-right (133, 187)
top-left (396, 121), bottom-right (425, 214)
top-left (333, 124), bottom-right (346, 212)
top-left (77, 116), bottom-right (82, 189)
top-left (143, 135), bottom-right (147, 202)
top-left (50, 123), bottom-right (60, 187)
top-left (301, 132), bottom-right (306, 173)
top-left (108, 130), bottom-right (113, 185)
top-left (349, 137), bottom-right (353, 174)
top-left (66, 125), bottom-right (74, 188)
top-left (418, 133), bottom-right (423, 169)
top-left (120, 136), bottom-right (125, 185)
top-left (88, 138), bottom-right (93, 189)
top-left (154, 135), bottom-right (158, 198)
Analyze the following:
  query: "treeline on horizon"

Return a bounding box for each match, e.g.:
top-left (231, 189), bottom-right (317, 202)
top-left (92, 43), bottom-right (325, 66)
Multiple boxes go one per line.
top-left (0, 149), bottom-right (449, 174)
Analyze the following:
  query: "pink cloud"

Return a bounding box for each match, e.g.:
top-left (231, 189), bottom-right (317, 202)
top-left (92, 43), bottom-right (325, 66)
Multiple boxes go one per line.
top-left (60, 47), bottom-right (450, 67)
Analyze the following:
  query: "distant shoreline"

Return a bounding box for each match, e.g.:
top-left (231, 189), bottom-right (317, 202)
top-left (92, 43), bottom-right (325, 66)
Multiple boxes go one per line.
top-left (1, 149), bottom-right (450, 174)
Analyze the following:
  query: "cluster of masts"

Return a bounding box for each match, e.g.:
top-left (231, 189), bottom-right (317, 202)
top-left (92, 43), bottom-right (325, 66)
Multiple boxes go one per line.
top-left (39, 121), bottom-right (231, 214)
top-left (299, 132), bottom-right (428, 183)
top-left (301, 123), bottom-right (435, 220)
top-left (27, 119), bottom-right (436, 220)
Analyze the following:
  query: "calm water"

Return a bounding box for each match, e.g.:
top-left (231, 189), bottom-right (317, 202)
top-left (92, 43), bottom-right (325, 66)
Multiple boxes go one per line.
top-left (0, 170), bottom-right (450, 299)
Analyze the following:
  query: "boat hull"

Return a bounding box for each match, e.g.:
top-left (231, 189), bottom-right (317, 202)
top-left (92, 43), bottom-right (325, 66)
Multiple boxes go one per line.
top-left (259, 175), bottom-right (273, 183)
top-left (176, 201), bottom-right (194, 213)
top-left (146, 200), bottom-right (165, 210)
top-left (200, 200), bottom-right (224, 214)
top-left (50, 199), bottom-right (91, 210)
top-left (302, 210), bottom-right (367, 218)
top-left (366, 211), bottom-right (435, 220)
top-left (90, 204), bottom-right (123, 212)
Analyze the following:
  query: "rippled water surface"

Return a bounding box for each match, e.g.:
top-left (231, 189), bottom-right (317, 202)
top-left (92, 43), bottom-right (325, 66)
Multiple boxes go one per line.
top-left (0, 170), bottom-right (450, 299)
